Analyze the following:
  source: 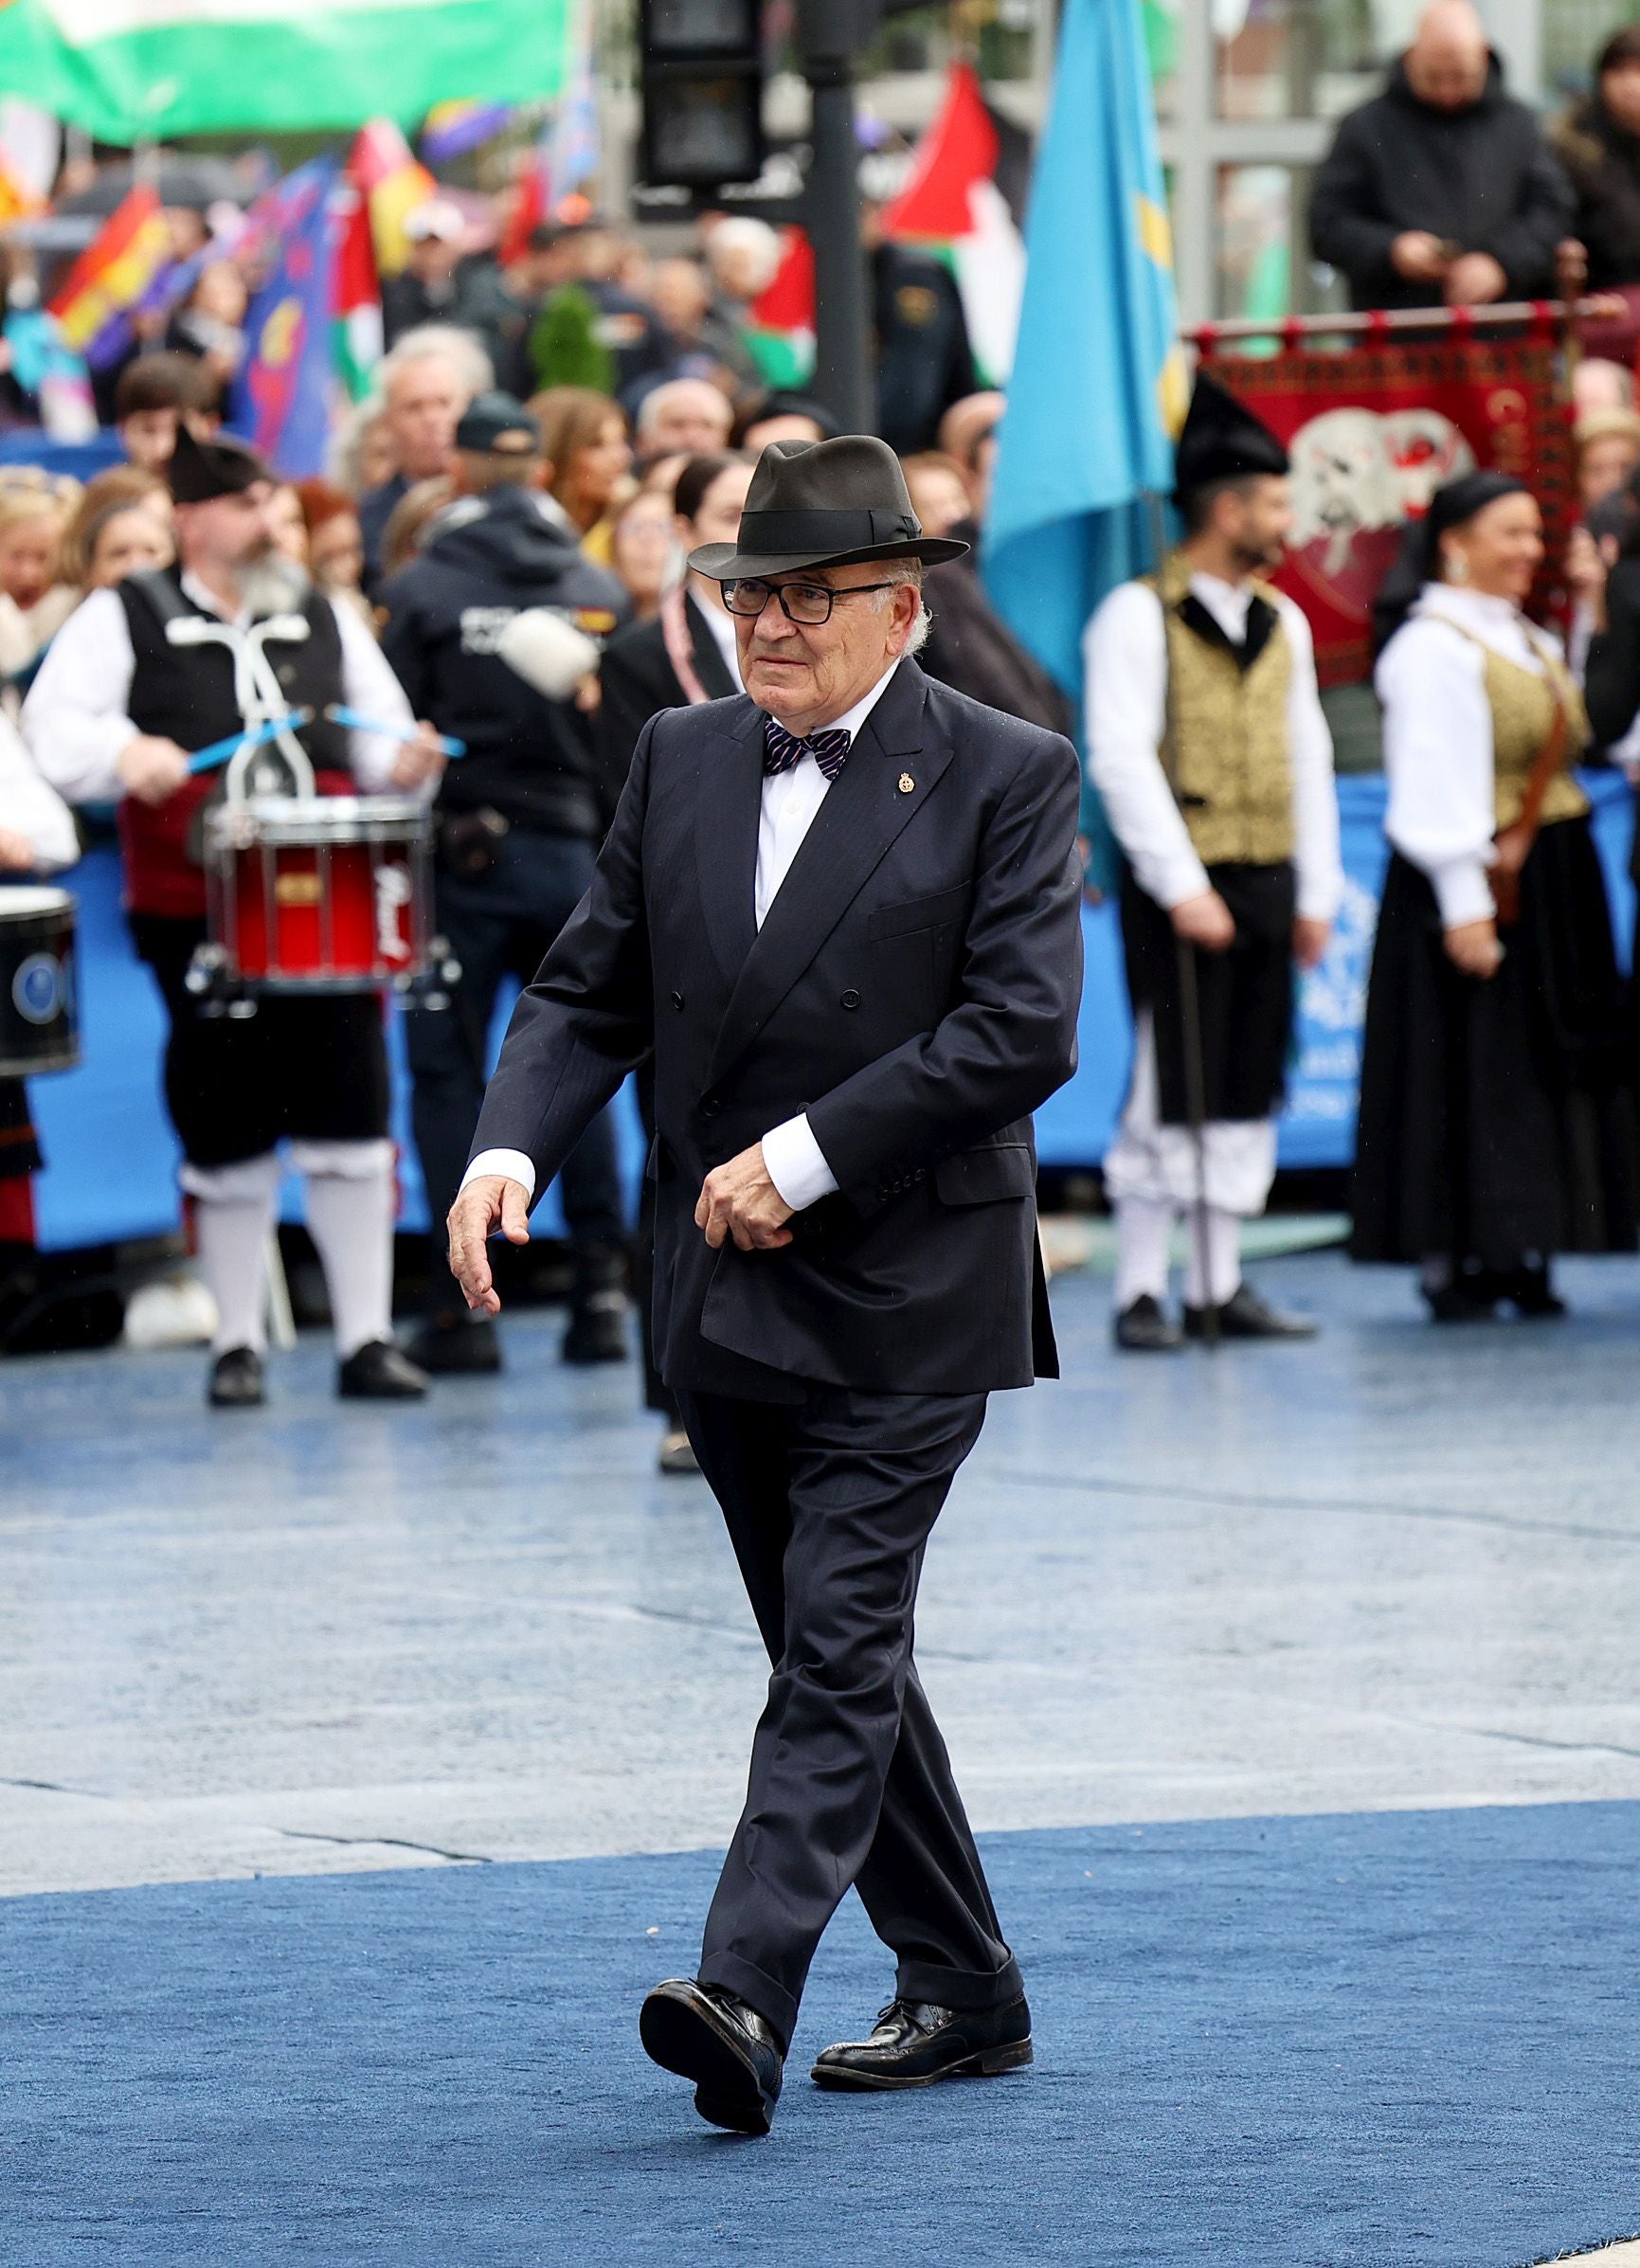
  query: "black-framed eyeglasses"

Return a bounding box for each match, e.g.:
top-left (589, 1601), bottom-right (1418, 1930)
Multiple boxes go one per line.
top-left (721, 576), bottom-right (906, 626)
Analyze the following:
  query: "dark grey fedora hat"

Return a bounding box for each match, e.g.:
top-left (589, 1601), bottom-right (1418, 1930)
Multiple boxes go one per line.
top-left (688, 433), bottom-right (969, 580)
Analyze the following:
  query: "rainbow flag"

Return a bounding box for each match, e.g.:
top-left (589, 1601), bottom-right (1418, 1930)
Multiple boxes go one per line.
top-left (421, 99), bottom-right (514, 163)
top-left (47, 186), bottom-right (173, 366)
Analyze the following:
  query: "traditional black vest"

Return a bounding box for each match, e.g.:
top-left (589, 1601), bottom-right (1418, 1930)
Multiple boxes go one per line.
top-left (115, 568), bottom-right (351, 919)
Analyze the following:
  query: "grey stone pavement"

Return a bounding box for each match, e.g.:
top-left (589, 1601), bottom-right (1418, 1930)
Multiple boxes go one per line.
top-left (4, 1247), bottom-right (1640, 1899)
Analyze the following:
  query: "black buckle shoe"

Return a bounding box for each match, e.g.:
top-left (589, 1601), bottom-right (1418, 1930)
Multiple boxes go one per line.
top-left (1492, 1262), bottom-right (1566, 1319)
top-left (336, 1340), bottom-right (429, 1399)
top-left (562, 1291), bottom-right (629, 1365)
top-left (1113, 1293), bottom-right (1182, 1352)
top-left (406, 1312), bottom-right (502, 1374)
top-left (640, 1978), bottom-right (784, 2135)
top-left (207, 1345), bottom-right (265, 1408)
top-left (1183, 1284), bottom-right (1318, 1340)
top-left (811, 1994), bottom-right (1033, 2091)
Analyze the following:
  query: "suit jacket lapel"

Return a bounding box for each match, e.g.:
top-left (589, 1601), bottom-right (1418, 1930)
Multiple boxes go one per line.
top-left (708, 662), bottom-right (949, 1087)
top-left (694, 698), bottom-right (761, 983)
top-left (686, 592), bottom-right (739, 699)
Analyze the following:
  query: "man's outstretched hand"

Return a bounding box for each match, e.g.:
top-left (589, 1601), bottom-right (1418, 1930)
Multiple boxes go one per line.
top-left (447, 1175), bottom-right (532, 1313)
top-left (696, 1143), bottom-right (795, 1252)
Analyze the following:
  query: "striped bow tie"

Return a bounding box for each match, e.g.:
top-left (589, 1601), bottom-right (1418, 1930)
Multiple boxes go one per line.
top-left (763, 715), bottom-right (852, 782)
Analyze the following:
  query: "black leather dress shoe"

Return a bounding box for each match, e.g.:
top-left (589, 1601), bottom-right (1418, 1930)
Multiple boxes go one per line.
top-left (406, 1312), bottom-right (502, 1374)
top-left (561, 1291), bottom-right (629, 1365)
top-left (336, 1340), bottom-right (429, 1399)
top-left (1491, 1261), bottom-right (1566, 1319)
top-left (1183, 1284), bottom-right (1318, 1340)
top-left (640, 1978), bottom-right (784, 2135)
top-left (1113, 1293), bottom-right (1182, 1352)
top-left (811, 1994), bottom-right (1033, 2091)
top-left (207, 1345), bottom-right (264, 1408)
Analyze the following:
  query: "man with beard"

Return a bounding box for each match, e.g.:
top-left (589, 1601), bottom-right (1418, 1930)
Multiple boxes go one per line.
top-left (24, 425), bottom-right (445, 1407)
top-left (1085, 374), bottom-right (1343, 1351)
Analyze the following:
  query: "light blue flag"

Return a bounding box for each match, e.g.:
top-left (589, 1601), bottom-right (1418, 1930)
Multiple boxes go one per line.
top-left (982, 0), bottom-right (1184, 889)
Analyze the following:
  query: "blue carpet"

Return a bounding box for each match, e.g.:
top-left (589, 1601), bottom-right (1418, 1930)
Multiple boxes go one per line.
top-left (4, 1804), bottom-right (1639, 2267)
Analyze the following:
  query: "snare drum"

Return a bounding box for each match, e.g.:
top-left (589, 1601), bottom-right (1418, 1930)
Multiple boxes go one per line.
top-left (0, 886), bottom-right (78, 1075)
top-left (204, 796), bottom-right (433, 992)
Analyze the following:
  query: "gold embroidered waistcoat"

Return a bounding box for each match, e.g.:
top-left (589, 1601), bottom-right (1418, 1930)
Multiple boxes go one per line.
top-left (1474, 636), bottom-right (1590, 833)
top-left (1148, 553), bottom-right (1295, 866)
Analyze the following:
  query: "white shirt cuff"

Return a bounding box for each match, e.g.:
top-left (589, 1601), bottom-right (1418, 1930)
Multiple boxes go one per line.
top-left (1430, 857), bottom-right (1496, 928)
top-left (460, 1148), bottom-right (537, 1201)
top-left (762, 1114), bottom-right (838, 1212)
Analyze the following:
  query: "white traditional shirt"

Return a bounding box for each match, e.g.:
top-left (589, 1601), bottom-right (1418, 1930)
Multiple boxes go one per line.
top-left (466, 659), bottom-right (905, 1214)
top-left (0, 711), bottom-right (77, 871)
top-left (1375, 582), bottom-right (1563, 928)
top-left (1082, 570), bottom-right (1343, 922)
top-left (22, 573), bottom-right (419, 804)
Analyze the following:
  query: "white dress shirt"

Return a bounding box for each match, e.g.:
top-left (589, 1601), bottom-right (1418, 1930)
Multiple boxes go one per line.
top-left (1083, 569), bottom-right (1343, 922)
top-left (22, 573), bottom-right (419, 803)
top-left (1375, 583), bottom-right (1561, 927)
top-left (464, 660), bottom-right (904, 1212)
top-left (0, 711), bottom-right (78, 871)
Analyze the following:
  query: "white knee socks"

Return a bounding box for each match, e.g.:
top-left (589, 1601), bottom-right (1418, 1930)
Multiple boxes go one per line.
top-left (182, 1151), bottom-right (281, 1357)
top-left (1113, 1196), bottom-right (1174, 1309)
top-left (1183, 1204), bottom-right (1243, 1310)
top-left (293, 1139), bottom-right (398, 1360)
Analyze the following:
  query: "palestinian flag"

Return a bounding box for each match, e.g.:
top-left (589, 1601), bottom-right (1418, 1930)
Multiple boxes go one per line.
top-left (881, 63), bottom-right (1027, 388)
top-left (0, 0), bottom-right (574, 142)
top-left (744, 228), bottom-right (816, 389)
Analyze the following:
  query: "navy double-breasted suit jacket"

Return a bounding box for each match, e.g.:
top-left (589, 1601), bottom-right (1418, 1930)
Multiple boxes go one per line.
top-left (470, 658), bottom-right (1084, 1400)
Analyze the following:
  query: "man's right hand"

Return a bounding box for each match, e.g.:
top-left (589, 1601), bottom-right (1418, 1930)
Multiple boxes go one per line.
top-left (1391, 230), bottom-right (1451, 281)
top-left (117, 733), bottom-right (190, 805)
top-left (1170, 888), bottom-right (1236, 952)
top-left (446, 1175), bottom-right (532, 1315)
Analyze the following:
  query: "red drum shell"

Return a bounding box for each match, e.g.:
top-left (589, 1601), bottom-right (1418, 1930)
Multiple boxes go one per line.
top-left (204, 796), bottom-right (432, 991)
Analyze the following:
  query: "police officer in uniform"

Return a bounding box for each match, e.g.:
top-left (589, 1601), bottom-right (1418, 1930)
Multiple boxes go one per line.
top-left (25, 425), bottom-right (443, 1405)
top-left (379, 393), bottom-right (633, 1372)
top-left (1085, 376), bottom-right (1343, 1349)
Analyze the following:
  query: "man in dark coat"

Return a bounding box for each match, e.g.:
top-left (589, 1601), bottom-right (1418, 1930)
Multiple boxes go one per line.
top-left (1309, 0), bottom-right (1573, 312)
top-left (1551, 27), bottom-right (1640, 294)
top-left (379, 393), bottom-right (632, 1374)
top-left (870, 223), bottom-right (979, 455)
top-left (448, 435), bottom-right (1082, 2134)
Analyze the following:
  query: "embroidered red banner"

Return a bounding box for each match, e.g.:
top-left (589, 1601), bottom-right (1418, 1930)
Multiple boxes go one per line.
top-left (1198, 330), bottom-right (1575, 688)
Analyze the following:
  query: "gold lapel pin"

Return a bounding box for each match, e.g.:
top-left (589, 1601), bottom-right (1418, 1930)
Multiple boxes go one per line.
top-left (898, 773), bottom-right (915, 795)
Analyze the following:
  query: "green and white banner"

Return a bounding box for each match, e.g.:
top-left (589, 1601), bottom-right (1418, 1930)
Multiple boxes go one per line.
top-left (0, 0), bottom-right (571, 142)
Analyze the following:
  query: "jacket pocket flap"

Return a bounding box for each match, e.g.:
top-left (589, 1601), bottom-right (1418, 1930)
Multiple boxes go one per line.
top-left (867, 884), bottom-right (971, 941)
top-left (933, 1143), bottom-right (1036, 1204)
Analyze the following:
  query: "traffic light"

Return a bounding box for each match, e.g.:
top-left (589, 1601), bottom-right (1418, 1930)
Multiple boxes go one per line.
top-left (639, 0), bottom-right (766, 190)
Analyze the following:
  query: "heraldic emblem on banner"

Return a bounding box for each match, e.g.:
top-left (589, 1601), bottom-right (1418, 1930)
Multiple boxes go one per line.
top-left (1199, 328), bottom-right (1575, 688)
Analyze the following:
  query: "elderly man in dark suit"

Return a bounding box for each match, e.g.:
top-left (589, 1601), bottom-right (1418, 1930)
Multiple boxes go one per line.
top-left (447, 436), bottom-right (1083, 2137)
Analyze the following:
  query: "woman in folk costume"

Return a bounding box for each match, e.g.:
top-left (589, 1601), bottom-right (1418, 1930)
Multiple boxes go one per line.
top-left (1353, 473), bottom-right (1639, 1318)
top-left (1086, 372), bottom-right (1343, 1350)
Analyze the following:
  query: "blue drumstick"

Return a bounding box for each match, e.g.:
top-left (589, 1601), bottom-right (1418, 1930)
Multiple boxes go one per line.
top-left (323, 704), bottom-right (467, 759)
top-left (186, 711), bottom-right (313, 775)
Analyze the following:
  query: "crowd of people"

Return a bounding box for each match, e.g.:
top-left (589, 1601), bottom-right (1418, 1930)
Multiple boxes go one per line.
top-left (6, 0), bottom-right (1640, 1448)
top-left (0, 207), bottom-right (1054, 1469)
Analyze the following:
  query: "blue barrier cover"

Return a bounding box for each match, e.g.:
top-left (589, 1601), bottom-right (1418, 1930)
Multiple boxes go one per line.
top-left (27, 774), bottom-right (1638, 1249)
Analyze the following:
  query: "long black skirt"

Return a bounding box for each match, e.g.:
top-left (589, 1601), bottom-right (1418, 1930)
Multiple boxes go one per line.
top-left (1351, 816), bottom-right (1639, 1265)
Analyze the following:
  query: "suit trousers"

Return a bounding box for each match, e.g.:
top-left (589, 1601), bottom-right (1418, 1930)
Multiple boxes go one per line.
top-left (676, 1383), bottom-right (1025, 2048)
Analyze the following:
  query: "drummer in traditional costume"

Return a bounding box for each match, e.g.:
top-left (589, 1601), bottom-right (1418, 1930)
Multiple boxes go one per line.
top-left (1353, 472), bottom-right (1638, 1317)
top-left (1085, 373), bottom-right (1343, 1351)
top-left (23, 426), bottom-right (445, 1405)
